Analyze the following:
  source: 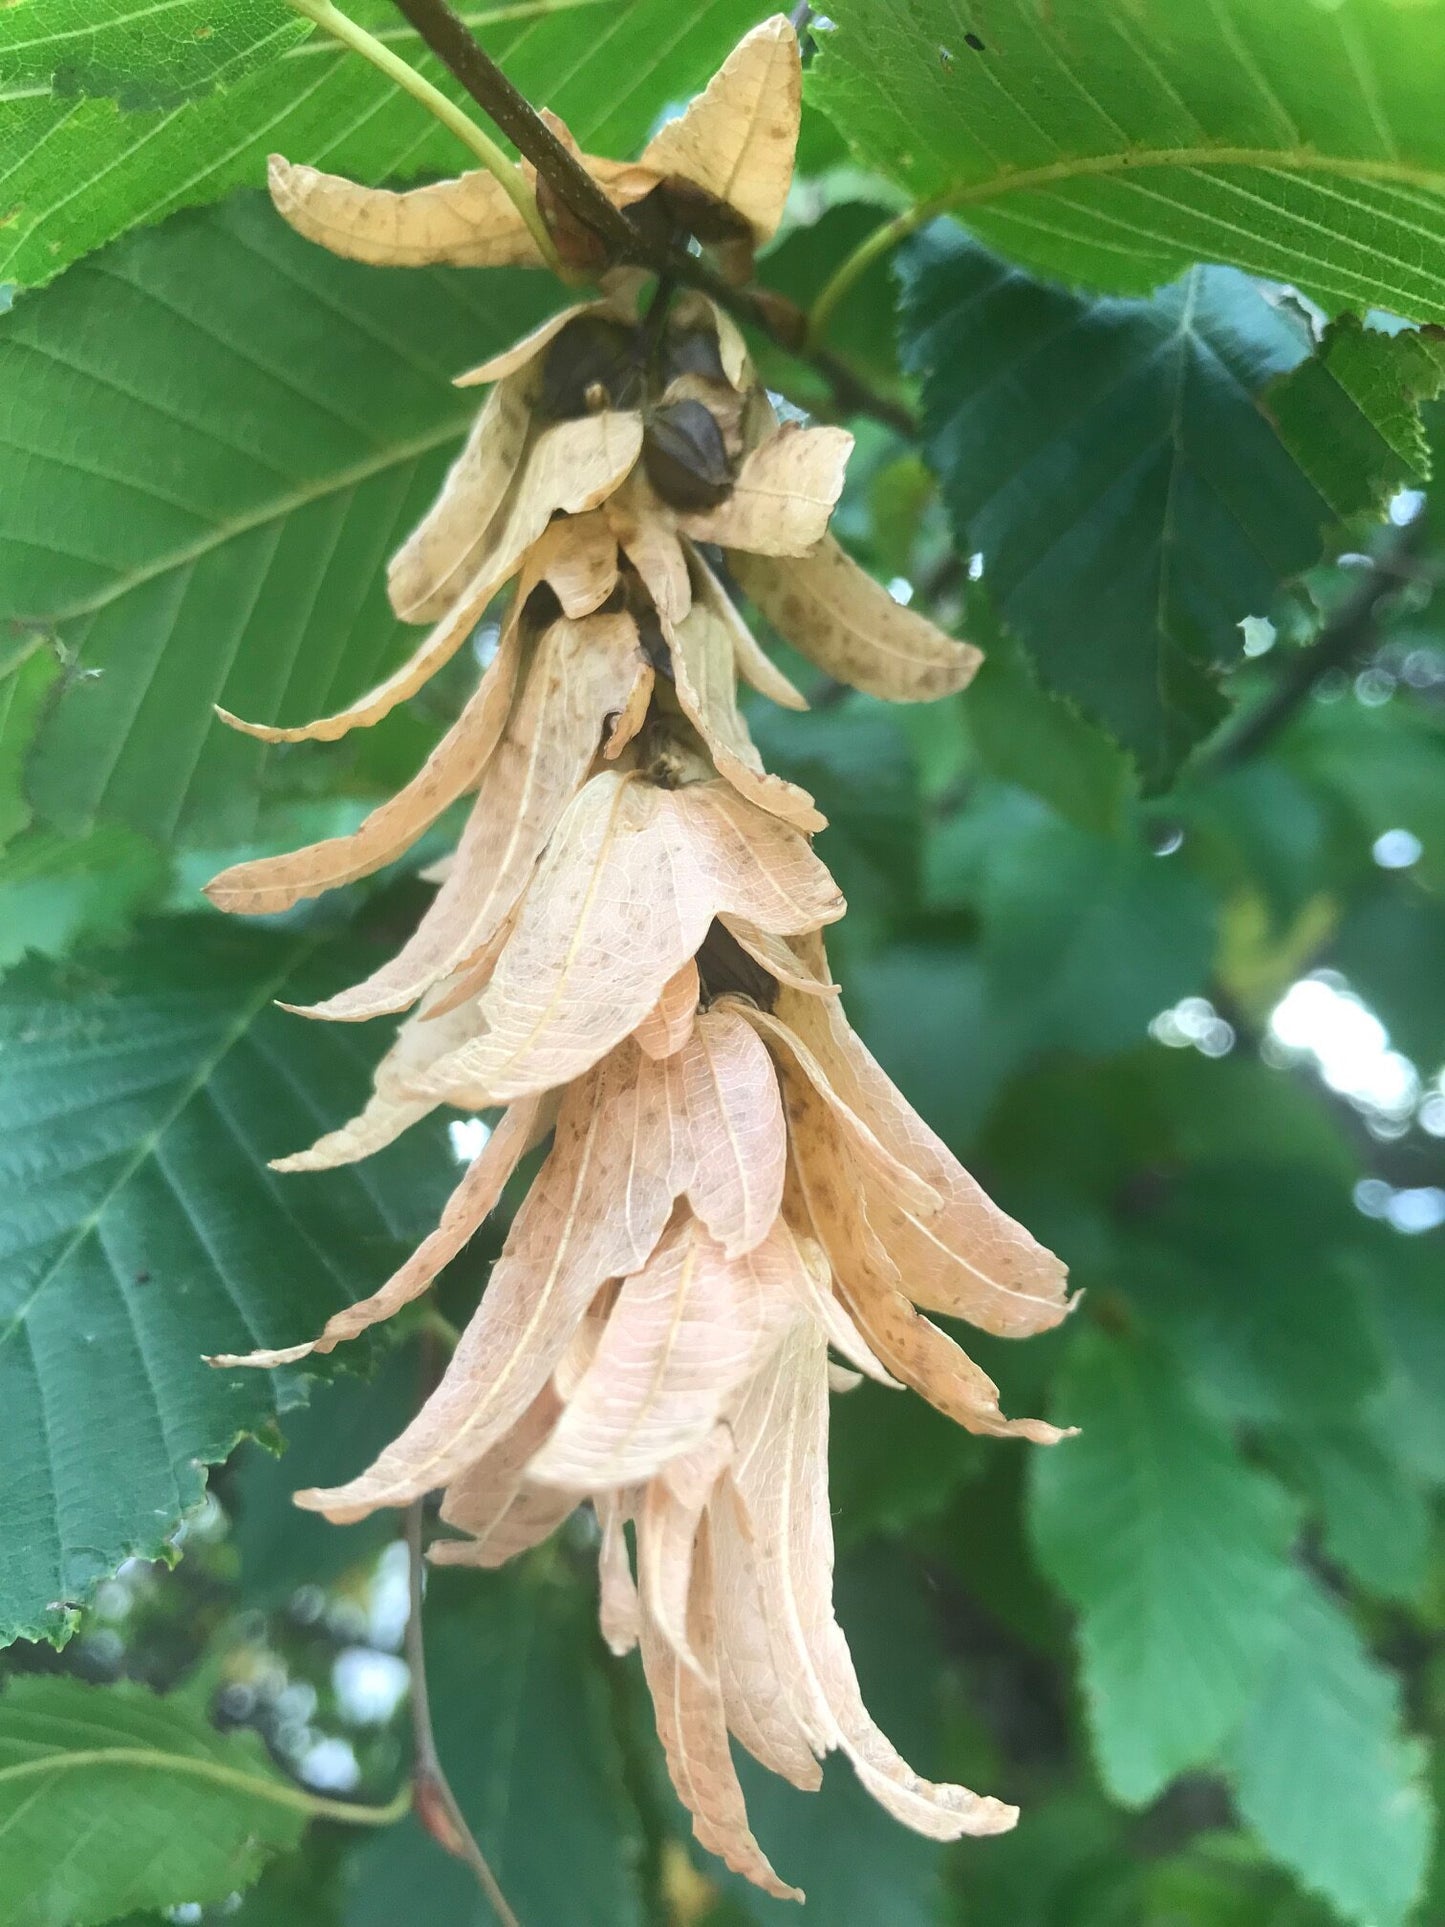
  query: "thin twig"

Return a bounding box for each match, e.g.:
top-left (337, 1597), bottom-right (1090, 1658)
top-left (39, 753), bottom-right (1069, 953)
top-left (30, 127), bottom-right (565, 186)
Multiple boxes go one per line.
top-left (405, 1499), bottom-right (522, 1927)
top-left (1205, 520), bottom-right (1429, 770)
top-left (385, 0), bottom-right (916, 434)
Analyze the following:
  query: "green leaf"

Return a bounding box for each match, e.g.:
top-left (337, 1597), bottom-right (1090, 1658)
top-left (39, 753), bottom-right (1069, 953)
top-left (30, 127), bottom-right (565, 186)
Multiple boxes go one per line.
top-left (0, 0), bottom-right (767, 286)
top-left (900, 231), bottom-right (1333, 781)
top-left (345, 1561), bottom-right (645, 1927)
top-left (1124, 1162), bottom-right (1383, 1427)
top-left (960, 614), bottom-right (1136, 838)
top-left (0, 636), bottom-right (60, 849)
top-left (0, 825), bottom-right (169, 972)
top-left (812, 0), bottom-right (1445, 321)
top-left (1331, 885), bottom-right (1445, 1072)
top-left (0, 192), bottom-right (554, 849)
top-left (0, 917), bottom-right (453, 1645)
top-left (749, 698), bottom-right (922, 918)
top-left (1267, 1422), bottom-right (1430, 1604)
top-left (1357, 1234), bottom-right (1445, 1486)
top-left (0, 0), bottom-right (309, 114)
top-left (1266, 317), bottom-right (1445, 521)
top-left (1231, 1579), bottom-right (1433, 1927)
top-left (0, 1675), bottom-right (312, 1926)
top-left (230, 1340), bottom-right (416, 1608)
top-left (974, 812), bottom-right (1218, 1059)
top-left (1030, 1330), bottom-right (1298, 1805)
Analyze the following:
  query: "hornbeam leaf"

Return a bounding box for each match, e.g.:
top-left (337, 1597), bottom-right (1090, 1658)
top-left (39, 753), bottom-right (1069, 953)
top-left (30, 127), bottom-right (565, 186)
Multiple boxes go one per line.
top-left (0, 0), bottom-right (770, 287)
top-left (0, 919), bottom-right (452, 1644)
top-left (812, 0), bottom-right (1445, 322)
top-left (0, 0), bottom-right (308, 114)
top-left (1265, 315), bottom-right (1445, 521)
top-left (1030, 1330), bottom-right (1298, 1806)
top-left (0, 192), bottom-right (553, 849)
top-left (1231, 1579), bottom-right (1433, 1927)
top-left (900, 232), bottom-right (1335, 781)
top-left (0, 1675), bottom-right (313, 1926)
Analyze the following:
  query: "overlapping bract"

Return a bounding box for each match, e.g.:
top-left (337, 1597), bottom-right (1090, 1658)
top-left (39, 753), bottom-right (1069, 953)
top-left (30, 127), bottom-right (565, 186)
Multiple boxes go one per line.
top-left (204, 16), bottom-right (1065, 1900)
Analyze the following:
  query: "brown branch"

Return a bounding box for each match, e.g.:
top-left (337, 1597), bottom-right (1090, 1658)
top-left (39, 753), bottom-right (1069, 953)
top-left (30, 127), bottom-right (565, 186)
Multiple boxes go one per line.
top-left (386, 0), bottom-right (917, 438)
top-left (405, 1498), bottom-right (521, 1927)
top-left (402, 1325), bottom-right (518, 1925)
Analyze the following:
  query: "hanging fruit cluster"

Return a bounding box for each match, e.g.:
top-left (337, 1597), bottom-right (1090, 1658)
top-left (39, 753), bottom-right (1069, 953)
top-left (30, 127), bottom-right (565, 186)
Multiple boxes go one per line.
top-left (205, 17), bottom-right (1072, 1901)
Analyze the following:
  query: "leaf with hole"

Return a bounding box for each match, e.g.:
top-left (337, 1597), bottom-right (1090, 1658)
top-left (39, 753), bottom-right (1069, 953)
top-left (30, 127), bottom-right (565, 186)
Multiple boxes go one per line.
top-left (813, 0), bottom-right (1445, 321)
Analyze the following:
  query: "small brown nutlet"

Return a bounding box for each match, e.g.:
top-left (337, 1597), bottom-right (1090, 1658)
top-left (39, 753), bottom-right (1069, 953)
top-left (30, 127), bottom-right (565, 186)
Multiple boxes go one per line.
top-left (539, 314), bottom-right (643, 420)
top-left (659, 322), bottom-right (728, 388)
top-left (643, 399), bottom-right (733, 512)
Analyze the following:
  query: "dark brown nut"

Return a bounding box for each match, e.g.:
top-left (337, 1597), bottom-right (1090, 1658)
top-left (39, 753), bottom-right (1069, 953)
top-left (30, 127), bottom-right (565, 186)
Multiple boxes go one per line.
top-left (538, 315), bottom-right (643, 419)
top-left (643, 399), bottom-right (733, 512)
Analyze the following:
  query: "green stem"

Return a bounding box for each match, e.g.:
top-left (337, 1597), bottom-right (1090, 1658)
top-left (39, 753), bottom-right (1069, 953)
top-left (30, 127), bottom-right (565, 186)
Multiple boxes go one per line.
top-left (282, 0), bottom-right (563, 274)
top-left (806, 199), bottom-right (940, 351)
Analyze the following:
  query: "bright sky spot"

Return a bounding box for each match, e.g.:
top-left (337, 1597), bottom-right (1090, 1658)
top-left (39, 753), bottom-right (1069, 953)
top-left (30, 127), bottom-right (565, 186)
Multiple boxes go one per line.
top-left (449, 1117), bottom-right (492, 1164)
top-left (1373, 827), bottom-right (1422, 870)
top-left (333, 1647), bottom-right (410, 1726)
top-left (1269, 973), bottom-right (1419, 1124)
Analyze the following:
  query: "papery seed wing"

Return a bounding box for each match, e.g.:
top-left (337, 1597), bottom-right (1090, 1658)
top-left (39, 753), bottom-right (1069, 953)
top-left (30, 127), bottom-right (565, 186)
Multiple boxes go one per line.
top-left (429, 1482), bottom-right (580, 1567)
top-left (516, 511), bottom-right (619, 618)
top-left (734, 538), bottom-right (982, 703)
top-left (782, 1067), bottom-right (1057, 1435)
top-left (638, 1427), bottom-right (733, 1671)
top-left (297, 1054), bottom-right (677, 1522)
top-left (597, 1493), bottom-right (640, 1656)
top-left (433, 1386), bottom-right (582, 1568)
top-left (640, 17), bottom-right (801, 245)
top-left (388, 374), bottom-right (532, 623)
top-left (205, 618), bottom-right (522, 917)
top-left (680, 424), bottom-right (852, 555)
top-left (718, 917), bottom-right (837, 996)
top-left (672, 1006), bottom-right (785, 1258)
top-left (633, 959), bottom-right (700, 1061)
top-left (730, 1327), bottom-right (1018, 1839)
top-left (776, 983), bottom-right (1070, 1336)
top-left (639, 1515), bottom-right (802, 1901)
top-left (668, 598), bottom-right (824, 832)
top-left (730, 1001), bottom-right (941, 1218)
top-left (434, 1382), bottom-right (561, 1544)
top-left (605, 474), bottom-right (692, 626)
top-left (528, 1213), bottom-right (801, 1489)
top-left (411, 776), bottom-right (843, 1107)
top-left (268, 154), bottom-right (545, 267)
top-left (709, 1475), bottom-right (823, 1789)
top-left (671, 292), bottom-right (752, 392)
top-left (602, 655), bottom-right (654, 760)
top-left (672, 780), bottom-right (844, 936)
top-left (227, 406), bottom-right (643, 736)
top-left (771, 1193), bottom-right (897, 1387)
top-left (291, 612), bottom-right (649, 1023)
top-left (211, 1094), bottom-right (542, 1370)
top-left (692, 549), bottom-right (807, 711)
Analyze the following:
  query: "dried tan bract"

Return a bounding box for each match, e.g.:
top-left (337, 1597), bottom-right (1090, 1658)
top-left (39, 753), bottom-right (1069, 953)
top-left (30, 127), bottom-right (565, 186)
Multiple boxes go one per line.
top-left (640, 15), bottom-right (801, 246)
top-left (734, 536), bottom-right (983, 703)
